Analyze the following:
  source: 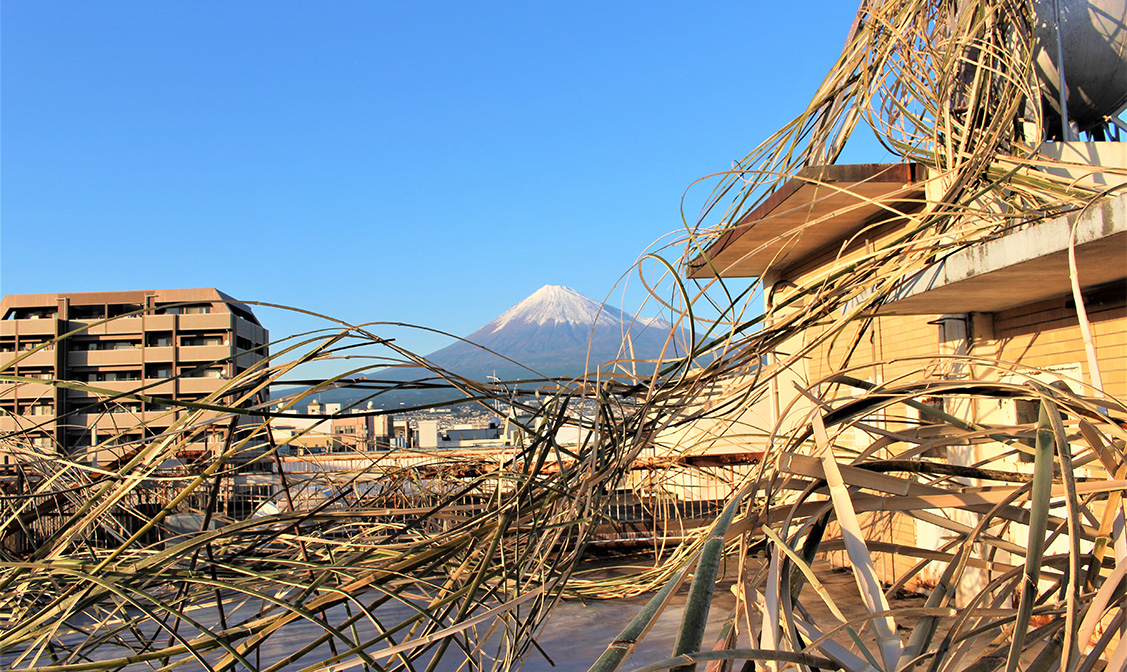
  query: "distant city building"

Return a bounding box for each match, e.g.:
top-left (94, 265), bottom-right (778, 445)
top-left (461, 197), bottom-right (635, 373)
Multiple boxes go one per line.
top-left (272, 401), bottom-right (397, 453)
top-left (416, 418), bottom-right (516, 449)
top-left (331, 413), bottom-right (392, 452)
top-left (0, 288), bottom-right (269, 467)
top-left (417, 419), bottom-right (439, 449)
top-left (392, 419), bottom-right (414, 448)
top-left (273, 400), bottom-right (333, 452)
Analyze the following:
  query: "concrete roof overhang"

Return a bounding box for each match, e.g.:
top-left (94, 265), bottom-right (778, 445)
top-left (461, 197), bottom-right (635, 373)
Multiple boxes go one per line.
top-left (686, 163), bottom-right (926, 279)
top-left (879, 192), bottom-right (1127, 315)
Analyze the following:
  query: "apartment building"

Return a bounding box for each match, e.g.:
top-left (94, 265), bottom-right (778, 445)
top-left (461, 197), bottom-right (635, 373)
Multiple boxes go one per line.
top-left (0, 288), bottom-right (269, 467)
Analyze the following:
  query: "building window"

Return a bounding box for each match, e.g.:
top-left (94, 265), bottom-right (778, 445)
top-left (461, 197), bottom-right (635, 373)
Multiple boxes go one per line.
top-left (157, 304), bottom-right (212, 315)
top-left (65, 432), bottom-right (92, 449)
top-left (76, 370), bottom-right (141, 382)
top-left (183, 367), bottom-right (224, 379)
top-left (146, 365), bottom-right (172, 379)
top-left (146, 333), bottom-right (173, 347)
top-left (107, 303), bottom-right (143, 318)
top-left (11, 308), bottom-right (57, 320)
top-left (71, 340), bottom-right (138, 351)
top-left (71, 305), bottom-right (107, 320)
top-left (181, 335), bottom-right (225, 347)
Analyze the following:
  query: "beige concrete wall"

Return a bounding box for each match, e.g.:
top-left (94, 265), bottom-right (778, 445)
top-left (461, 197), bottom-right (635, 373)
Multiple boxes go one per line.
top-left (801, 313), bottom-right (941, 387)
top-left (989, 295), bottom-right (1126, 398)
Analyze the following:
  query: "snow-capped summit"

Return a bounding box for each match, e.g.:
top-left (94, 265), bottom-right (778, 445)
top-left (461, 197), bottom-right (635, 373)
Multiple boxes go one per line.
top-left (279, 286), bottom-right (687, 408)
top-left (489, 285), bottom-right (629, 332)
top-left (427, 285), bottom-right (681, 379)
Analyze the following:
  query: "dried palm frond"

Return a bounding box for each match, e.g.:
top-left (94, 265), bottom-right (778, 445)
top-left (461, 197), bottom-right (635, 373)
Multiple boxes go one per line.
top-left (3, 0), bottom-right (1125, 670)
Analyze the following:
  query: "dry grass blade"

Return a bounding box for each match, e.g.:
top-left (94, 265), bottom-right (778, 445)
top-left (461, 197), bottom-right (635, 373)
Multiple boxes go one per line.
top-left (4, 0), bottom-right (1127, 670)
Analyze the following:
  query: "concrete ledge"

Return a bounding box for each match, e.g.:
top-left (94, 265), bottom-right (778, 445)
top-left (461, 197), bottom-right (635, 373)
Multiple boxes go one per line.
top-left (881, 192), bottom-right (1126, 315)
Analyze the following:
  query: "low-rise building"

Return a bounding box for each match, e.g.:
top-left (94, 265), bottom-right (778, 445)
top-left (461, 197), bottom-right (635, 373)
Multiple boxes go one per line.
top-left (331, 413), bottom-right (393, 451)
top-left (417, 419), bottom-right (508, 450)
top-left (686, 143), bottom-right (1126, 591)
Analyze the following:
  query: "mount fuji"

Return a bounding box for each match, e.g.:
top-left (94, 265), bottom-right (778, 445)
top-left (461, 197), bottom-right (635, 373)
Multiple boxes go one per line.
top-left (424, 285), bottom-right (683, 381)
top-left (277, 286), bottom-right (686, 408)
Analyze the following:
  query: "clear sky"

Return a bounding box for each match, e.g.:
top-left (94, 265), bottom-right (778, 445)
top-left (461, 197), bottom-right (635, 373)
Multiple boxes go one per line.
top-left (3, 2), bottom-right (875, 359)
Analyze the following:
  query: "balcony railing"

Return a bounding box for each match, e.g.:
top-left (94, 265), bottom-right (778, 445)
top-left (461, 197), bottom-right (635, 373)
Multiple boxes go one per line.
top-left (0, 415), bottom-right (56, 433)
top-left (141, 379), bottom-right (177, 396)
top-left (178, 345), bottom-right (232, 363)
top-left (144, 346), bottom-right (175, 363)
top-left (76, 318), bottom-right (145, 337)
top-left (67, 349), bottom-right (142, 367)
top-left (177, 313), bottom-right (232, 331)
top-left (2, 348), bottom-right (57, 368)
top-left (0, 320), bottom-right (58, 336)
top-left (142, 315), bottom-right (176, 331)
top-left (178, 377), bottom-right (228, 395)
top-left (0, 381), bottom-right (57, 400)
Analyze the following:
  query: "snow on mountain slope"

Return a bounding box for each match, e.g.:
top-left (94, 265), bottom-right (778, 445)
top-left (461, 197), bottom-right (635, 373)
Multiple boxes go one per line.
top-left (277, 286), bottom-right (687, 408)
top-left (489, 285), bottom-right (633, 331)
top-left (427, 285), bottom-right (681, 379)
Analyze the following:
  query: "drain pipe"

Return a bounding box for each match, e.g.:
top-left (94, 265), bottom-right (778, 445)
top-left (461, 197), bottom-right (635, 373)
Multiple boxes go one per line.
top-left (766, 279), bottom-right (798, 430)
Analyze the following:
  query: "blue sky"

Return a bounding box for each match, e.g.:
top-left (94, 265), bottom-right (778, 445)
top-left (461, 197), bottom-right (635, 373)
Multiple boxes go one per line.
top-left (3, 2), bottom-right (874, 358)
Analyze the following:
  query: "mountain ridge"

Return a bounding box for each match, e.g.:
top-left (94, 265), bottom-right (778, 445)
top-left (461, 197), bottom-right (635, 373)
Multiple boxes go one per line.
top-left (426, 285), bottom-right (678, 379)
top-left (275, 285), bottom-right (683, 407)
